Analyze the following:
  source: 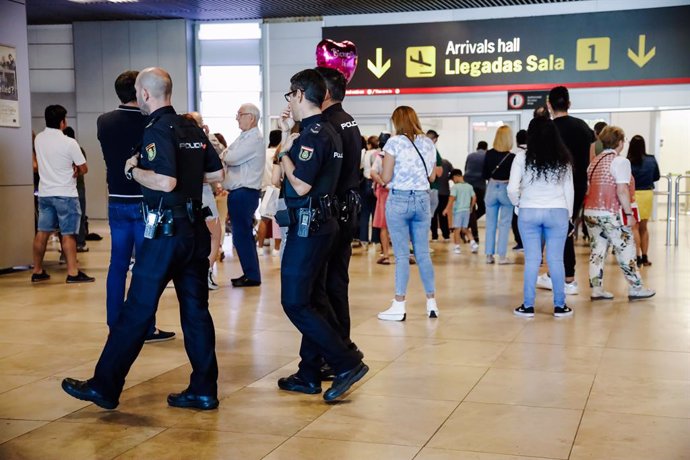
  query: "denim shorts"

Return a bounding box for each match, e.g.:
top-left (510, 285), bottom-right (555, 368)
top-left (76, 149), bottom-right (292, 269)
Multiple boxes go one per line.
top-left (453, 210), bottom-right (470, 228)
top-left (37, 196), bottom-right (81, 235)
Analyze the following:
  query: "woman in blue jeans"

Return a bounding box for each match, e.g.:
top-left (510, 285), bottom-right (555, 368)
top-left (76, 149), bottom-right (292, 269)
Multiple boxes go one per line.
top-left (377, 106), bottom-right (439, 321)
top-left (482, 126), bottom-right (516, 264)
top-left (508, 116), bottom-right (574, 317)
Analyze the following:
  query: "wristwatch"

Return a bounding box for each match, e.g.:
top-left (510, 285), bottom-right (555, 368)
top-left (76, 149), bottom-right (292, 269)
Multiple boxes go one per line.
top-left (125, 166), bottom-right (135, 180)
top-left (277, 150), bottom-right (289, 161)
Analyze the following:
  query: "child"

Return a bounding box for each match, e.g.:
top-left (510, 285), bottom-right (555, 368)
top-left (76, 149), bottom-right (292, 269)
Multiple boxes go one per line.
top-left (443, 169), bottom-right (478, 254)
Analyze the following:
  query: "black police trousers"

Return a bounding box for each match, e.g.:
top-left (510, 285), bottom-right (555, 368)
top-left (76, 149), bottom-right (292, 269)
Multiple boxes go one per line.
top-left (281, 219), bottom-right (361, 383)
top-left (90, 218), bottom-right (218, 401)
top-left (322, 218), bottom-right (354, 343)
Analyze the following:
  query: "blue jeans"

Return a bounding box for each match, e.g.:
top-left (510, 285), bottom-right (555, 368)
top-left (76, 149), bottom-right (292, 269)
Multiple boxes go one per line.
top-left (107, 201), bottom-right (154, 335)
top-left (518, 208), bottom-right (569, 307)
top-left (386, 190), bottom-right (435, 297)
top-left (484, 181), bottom-right (514, 257)
top-left (228, 188), bottom-right (261, 281)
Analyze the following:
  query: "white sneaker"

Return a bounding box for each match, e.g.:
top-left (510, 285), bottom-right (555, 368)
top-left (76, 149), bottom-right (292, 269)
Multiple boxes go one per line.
top-left (378, 300), bottom-right (406, 321)
top-left (628, 286), bottom-right (655, 301)
top-left (486, 255), bottom-right (495, 264)
top-left (470, 241), bottom-right (479, 253)
top-left (536, 273), bottom-right (553, 290)
top-left (564, 281), bottom-right (579, 295)
top-left (426, 298), bottom-right (439, 318)
top-left (591, 286), bottom-right (614, 301)
top-left (208, 269), bottom-right (219, 290)
top-left (497, 257), bottom-right (512, 265)
top-left (453, 245), bottom-right (461, 254)
top-left (272, 249), bottom-right (280, 257)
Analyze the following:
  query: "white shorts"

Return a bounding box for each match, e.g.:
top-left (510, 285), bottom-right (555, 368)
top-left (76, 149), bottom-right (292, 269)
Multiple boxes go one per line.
top-left (202, 184), bottom-right (219, 220)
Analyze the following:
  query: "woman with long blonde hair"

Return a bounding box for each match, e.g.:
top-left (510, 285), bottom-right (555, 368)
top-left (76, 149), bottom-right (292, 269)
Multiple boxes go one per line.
top-left (377, 106), bottom-right (439, 321)
top-left (482, 125), bottom-right (516, 264)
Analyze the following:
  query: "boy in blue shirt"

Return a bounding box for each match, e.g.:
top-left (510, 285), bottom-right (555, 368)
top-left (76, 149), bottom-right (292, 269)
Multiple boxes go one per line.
top-left (443, 169), bottom-right (478, 254)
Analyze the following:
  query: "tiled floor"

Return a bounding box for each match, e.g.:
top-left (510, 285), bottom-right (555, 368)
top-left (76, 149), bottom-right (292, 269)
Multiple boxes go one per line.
top-left (0, 220), bottom-right (689, 459)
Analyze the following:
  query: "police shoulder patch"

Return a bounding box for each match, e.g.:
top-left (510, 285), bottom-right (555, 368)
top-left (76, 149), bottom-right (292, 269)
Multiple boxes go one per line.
top-left (298, 146), bottom-right (314, 161)
top-left (145, 143), bottom-right (157, 161)
top-left (310, 123), bottom-right (322, 134)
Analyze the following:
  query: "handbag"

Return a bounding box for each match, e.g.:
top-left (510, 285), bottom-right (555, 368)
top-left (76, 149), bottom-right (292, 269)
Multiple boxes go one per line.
top-left (259, 185), bottom-right (279, 218)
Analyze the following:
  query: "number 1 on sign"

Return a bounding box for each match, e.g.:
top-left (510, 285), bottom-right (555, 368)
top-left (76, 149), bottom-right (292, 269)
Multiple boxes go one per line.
top-left (588, 44), bottom-right (598, 64)
top-left (576, 37), bottom-right (610, 71)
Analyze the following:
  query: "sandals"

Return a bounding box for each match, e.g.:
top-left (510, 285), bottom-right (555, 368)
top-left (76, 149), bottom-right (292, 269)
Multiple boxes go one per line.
top-left (376, 256), bottom-right (390, 265)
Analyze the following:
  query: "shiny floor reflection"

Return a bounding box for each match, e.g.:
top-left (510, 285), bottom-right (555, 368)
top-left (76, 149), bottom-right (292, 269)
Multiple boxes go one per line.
top-left (0, 220), bottom-right (688, 459)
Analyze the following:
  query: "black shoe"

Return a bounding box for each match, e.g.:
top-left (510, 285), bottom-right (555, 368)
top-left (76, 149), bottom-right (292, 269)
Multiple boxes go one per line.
top-left (278, 374), bottom-right (322, 394)
top-left (320, 363), bottom-right (336, 381)
top-left (232, 276), bottom-right (261, 287)
top-left (31, 270), bottom-right (50, 283)
top-left (61, 378), bottom-right (118, 410)
top-left (230, 274), bottom-right (245, 283)
top-left (641, 254), bottom-right (652, 266)
top-left (636, 256), bottom-right (643, 267)
top-left (66, 271), bottom-right (95, 283)
top-left (85, 232), bottom-right (103, 241)
top-left (167, 389), bottom-right (219, 410)
top-left (513, 304), bottom-right (535, 318)
top-left (76, 245), bottom-right (89, 253)
top-left (554, 305), bottom-right (574, 317)
top-left (145, 329), bottom-right (176, 343)
top-left (323, 362), bottom-right (369, 402)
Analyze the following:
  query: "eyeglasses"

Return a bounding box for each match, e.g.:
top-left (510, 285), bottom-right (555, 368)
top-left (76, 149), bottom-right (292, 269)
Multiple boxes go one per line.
top-left (236, 112), bottom-right (252, 117)
top-left (284, 89), bottom-right (299, 102)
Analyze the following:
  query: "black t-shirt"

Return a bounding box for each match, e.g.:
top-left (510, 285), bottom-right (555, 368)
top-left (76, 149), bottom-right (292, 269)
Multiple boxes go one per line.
top-left (553, 115), bottom-right (595, 188)
top-left (285, 113), bottom-right (343, 208)
top-left (138, 106), bottom-right (222, 208)
top-left (482, 149), bottom-right (515, 181)
top-left (97, 105), bottom-right (147, 198)
top-left (322, 103), bottom-right (361, 196)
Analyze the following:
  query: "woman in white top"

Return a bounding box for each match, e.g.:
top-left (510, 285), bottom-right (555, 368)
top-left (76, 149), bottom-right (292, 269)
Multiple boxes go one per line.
top-left (377, 106), bottom-right (438, 321)
top-left (508, 116), bottom-right (574, 318)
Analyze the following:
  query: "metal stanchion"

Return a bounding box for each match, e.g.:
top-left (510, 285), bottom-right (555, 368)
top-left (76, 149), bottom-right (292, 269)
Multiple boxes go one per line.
top-left (674, 174), bottom-right (690, 246)
top-left (654, 174), bottom-right (673, 246)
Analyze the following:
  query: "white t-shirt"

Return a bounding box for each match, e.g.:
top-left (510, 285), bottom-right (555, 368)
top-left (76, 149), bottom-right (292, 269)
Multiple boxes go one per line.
top-left (384, 134), bottom-right (436, 190)
top-left (507, 151), bottom-right (574, 217)
top-left (361, 149), bottom-right (377, 180)
top-left (35, 127), bottom-right (86, 197)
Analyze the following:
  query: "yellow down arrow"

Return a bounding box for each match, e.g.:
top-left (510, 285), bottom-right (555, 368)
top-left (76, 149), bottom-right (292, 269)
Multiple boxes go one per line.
top-left (367, 48), bottom-right (391, 79)
top-left (628, 34), bottom-right (656, 68)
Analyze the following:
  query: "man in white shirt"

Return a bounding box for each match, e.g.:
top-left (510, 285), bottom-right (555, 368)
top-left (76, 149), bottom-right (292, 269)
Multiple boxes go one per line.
top-left (223, 103), bottom-right (264, 287)
top-left (32, 105), bottom-right (94, 283)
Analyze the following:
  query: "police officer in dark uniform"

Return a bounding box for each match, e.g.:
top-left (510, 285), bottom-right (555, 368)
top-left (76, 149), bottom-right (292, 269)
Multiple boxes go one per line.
top-left (314, 66), bottom-right (363, 365)
top-left (61, 67), bottom-right (224, 410)
top-left (275, 69), bottom-right (368, 402)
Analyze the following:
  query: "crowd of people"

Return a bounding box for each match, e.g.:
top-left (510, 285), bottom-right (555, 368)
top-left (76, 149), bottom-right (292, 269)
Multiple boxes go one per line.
top-left (28, 66), bottom-right (660, 411)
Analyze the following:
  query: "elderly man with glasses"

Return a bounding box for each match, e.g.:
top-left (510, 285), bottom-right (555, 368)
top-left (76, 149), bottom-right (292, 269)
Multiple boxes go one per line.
top-left (222, 103), bottom-right (264, 287)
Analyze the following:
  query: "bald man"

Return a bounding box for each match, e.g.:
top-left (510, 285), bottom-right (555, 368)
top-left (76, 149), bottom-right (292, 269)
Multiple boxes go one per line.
top-left (62, 67), bottom-right (224, 411)
top-left (222, 103), bottom-right (265, 287)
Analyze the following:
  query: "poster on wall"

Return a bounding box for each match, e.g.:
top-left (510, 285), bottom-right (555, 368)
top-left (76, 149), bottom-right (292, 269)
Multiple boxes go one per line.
top-left (0, 44), bottom-right (19, 127)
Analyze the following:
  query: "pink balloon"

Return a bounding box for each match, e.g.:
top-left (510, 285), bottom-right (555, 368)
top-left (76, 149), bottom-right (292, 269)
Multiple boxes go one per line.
top-left (316, 39), bottom-right (358, 83)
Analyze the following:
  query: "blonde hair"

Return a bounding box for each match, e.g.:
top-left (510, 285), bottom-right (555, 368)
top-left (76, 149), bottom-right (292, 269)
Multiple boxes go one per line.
top-left (599, 125), bottom-right (625, 149)
top-left (493, 125), bottom-right (513, 152)
top-left (391, 106), bottom-right (424, 141)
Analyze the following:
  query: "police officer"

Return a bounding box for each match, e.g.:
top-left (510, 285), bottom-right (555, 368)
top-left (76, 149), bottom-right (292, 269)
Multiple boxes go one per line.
top-left (275, 69), bottom-right (368, 402)
top-left (314, 66), bottom-right (363, 365)
top-left (61, 67), bottom-right (224, 410)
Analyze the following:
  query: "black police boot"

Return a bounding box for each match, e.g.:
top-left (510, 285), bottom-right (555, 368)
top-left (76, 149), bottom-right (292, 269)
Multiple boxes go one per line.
top-left (61, 378), bottom-right (118, 410)
top-left (323, 362), bottom-right (369, 402)
top-left (278, 374), bottom-right (322, 394)
top-left (167, 389), bottom-right (219, 410)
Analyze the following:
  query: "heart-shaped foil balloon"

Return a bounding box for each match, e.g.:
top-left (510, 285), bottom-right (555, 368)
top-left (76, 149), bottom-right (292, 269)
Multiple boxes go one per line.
top-left (316, 39), bottom-right (358, 83)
